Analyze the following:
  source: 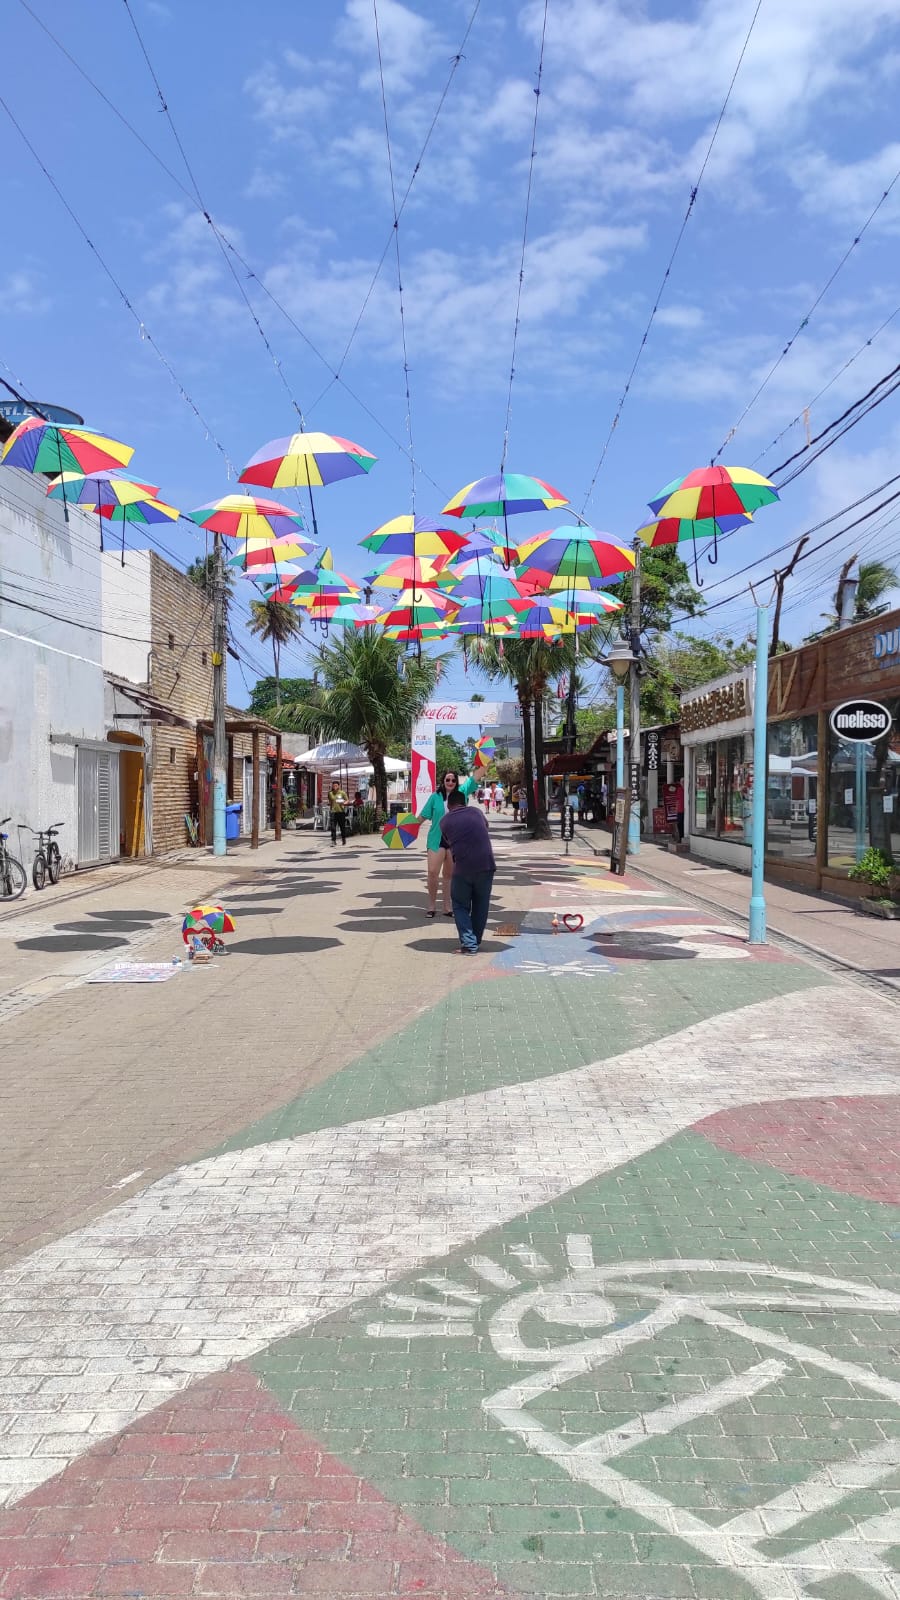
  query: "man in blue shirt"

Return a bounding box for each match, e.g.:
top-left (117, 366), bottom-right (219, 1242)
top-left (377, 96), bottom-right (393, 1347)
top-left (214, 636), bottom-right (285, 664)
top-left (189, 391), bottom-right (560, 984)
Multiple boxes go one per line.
top-left (439, 788), bottom-right (496, 954)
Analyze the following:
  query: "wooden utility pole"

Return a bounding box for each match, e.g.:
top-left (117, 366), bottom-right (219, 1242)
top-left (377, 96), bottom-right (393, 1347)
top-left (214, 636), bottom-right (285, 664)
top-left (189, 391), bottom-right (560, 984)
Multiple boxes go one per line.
top-left (769, 535), bottom-right (809, 657)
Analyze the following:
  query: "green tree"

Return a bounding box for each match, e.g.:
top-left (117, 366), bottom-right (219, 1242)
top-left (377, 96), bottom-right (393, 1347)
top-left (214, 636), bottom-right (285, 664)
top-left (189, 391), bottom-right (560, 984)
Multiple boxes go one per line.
top-left (638, 631), bottom-right (755, 725)
top-left (436, 731), bottom-right (467, 783)
top-left (247, 599), bottom-right (302, 709)
top-left (186, 553), bottom-right (235, 610)
top-left (248, 675), bottom-right (314, 719)
top-left (613, 547), bottom-right (705, 637)
top-left (280, 629), bottom-right (442, 816)
top-left (852, 560), bottom-right (900, 619)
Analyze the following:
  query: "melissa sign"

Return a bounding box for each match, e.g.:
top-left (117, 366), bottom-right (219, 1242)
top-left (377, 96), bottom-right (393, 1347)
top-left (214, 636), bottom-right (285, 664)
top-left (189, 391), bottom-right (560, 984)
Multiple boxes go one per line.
top-left (829, 700), bottom-right (892, 742)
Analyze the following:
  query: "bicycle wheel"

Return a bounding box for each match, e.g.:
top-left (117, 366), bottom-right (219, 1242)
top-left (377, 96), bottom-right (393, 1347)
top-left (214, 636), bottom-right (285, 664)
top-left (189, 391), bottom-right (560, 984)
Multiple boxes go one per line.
top-left (0, 855), bottom-right (26, 901)
top-left (32, 851), bottom-right (47, 891)
top-left (47, 843), bottom-right (61, 885)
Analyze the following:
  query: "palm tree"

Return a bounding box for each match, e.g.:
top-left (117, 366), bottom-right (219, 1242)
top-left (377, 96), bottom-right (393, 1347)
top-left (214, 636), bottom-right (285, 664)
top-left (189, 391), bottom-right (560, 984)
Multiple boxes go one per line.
top-left (851, 560), bottom-right (900, 620)
top-left (247, 600), bottom-right (302, 709)
top-left (186, 552), bottom-right (235, 608)
top-left (280, 629), bottom-right (442, 816)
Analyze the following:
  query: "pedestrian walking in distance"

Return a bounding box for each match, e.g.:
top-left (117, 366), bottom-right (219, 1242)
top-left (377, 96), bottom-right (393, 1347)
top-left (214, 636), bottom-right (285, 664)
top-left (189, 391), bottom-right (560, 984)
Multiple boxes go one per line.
top-left (440, 788), bottom-right (496, 954)
top-left (328, 781), bottom-right (348, 846)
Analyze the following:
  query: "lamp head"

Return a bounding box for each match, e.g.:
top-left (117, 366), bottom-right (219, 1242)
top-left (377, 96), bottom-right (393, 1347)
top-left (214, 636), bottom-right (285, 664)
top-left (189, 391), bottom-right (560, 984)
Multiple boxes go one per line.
top-left (606, 635), bottom-right (635, 680)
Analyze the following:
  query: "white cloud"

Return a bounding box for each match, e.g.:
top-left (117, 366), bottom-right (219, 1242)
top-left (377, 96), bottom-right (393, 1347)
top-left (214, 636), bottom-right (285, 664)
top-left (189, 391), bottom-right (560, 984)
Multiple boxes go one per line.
top-left (654, 304), bottom-right (705, 331)
top-left (791, 142), bottom-right (900, 228)
top-left (0, 269), bottom-right (50, 316)
top-left (244, 63), bottom-right (336, 136)
top-left (336, 0), bottom-right (443, 93)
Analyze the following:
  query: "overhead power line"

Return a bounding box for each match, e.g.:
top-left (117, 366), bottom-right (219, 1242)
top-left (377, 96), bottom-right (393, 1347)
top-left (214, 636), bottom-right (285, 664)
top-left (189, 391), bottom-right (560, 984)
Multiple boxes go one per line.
top-left (713, 161), bottom-right (900, 462)
top-left (372, 0), bottom-right (417, 512)
top-left (581, 0), bottom-right (765, 511)
top-left (500, 0), bottom-right (550, 477)
top-left (0, 91), bottom-right (236, 478)
top-left (14, 0), bottom-right (463, 495)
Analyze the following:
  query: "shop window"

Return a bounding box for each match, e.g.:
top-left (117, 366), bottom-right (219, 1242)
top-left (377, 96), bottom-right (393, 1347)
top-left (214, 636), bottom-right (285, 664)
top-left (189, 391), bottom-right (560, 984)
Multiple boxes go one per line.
top-left (692, 743), bottom-right (714, 832)
top-left (827, 697), bottom-right (900, 870)
top-left (766, 715), bottom-right (818, 861)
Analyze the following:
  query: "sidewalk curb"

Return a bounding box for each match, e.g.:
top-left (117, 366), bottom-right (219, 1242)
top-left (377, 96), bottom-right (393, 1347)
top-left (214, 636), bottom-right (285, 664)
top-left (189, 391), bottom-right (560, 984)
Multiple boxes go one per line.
top-left (632, 855), bottom-right (900, 1002)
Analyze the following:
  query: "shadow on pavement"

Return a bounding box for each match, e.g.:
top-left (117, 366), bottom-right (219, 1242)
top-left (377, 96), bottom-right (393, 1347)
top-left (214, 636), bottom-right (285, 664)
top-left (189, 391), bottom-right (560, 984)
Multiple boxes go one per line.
top-left (84, 910), bottom-right (169, 922)
top-left (230, 936), bottom-right (343, 956)
top-left (222, 905), bottom-right (287, 917)
top-left (405, 936), bottom-right (509, 955)
top-left (16, 934), bottom-right (127, 952)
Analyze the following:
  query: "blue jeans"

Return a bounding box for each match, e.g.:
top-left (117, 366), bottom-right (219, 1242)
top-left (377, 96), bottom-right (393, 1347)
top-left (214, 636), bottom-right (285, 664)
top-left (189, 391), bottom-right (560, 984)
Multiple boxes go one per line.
top-left (451, 869), bottom-right (494, 952)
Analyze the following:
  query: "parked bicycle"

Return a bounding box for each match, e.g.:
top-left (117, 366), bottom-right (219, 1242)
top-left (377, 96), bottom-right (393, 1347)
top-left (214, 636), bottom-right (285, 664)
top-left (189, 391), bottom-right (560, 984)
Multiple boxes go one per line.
top-left (25, 823), bottom-right (64, 890)
top-left (0, 817), bottom-right (26, 901)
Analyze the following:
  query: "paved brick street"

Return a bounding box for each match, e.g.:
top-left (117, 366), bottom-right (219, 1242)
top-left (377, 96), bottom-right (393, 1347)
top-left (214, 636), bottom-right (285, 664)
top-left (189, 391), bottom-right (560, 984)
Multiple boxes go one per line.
top-left (0, 823), bottom-right (897, 1598)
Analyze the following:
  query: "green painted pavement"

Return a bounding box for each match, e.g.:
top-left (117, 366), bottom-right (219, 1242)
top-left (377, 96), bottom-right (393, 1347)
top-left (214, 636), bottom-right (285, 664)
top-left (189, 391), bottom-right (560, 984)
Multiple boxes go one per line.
top-left (253, 1133), bottom-right (900, 1600)
top-left (217, 960), bottom-right (826, 1154)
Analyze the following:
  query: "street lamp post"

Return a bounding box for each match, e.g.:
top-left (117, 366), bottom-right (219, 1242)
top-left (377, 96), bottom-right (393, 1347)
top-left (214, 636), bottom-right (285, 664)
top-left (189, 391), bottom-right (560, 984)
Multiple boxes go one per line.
top-left (605, 635), bottom-right (634, 800)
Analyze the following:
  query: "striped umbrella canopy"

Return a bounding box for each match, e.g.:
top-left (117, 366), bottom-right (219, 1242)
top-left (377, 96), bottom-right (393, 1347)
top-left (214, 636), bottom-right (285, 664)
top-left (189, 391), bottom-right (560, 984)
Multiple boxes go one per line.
top-left (240, 431), bottom-right (376, 490)
top-left (361, 514), bottom-right (469, 561)
top-left (635, 512), bottom-right (753, 548)
top-left (227, 532), bottom-right (317, 570)
top-left (444, 613), bottom-right (514, 638)
top-left (508, 599), bottom-right (579, 638)
top-left (187, 494), bottom-right (308, 541)
top-left (515, 526), bottom-right (635, 591)
top-left (648, 466), bottom-right (778, 520)
top-left (375, 586), bottom-right (457, 631)
top-left (365, 554), bottom-right (455, 590)
top-left (442, 472), bottom-right (568, 519)
top-left (2, 417), bottom-right (134, 477)
top-left (46, 469), bottom-right (177, 556)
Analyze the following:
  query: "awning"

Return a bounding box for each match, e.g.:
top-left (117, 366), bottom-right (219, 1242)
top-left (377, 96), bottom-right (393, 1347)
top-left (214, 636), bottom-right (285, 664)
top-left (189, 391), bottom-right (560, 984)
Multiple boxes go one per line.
top-left (106, 675), bottom-right (195, 730)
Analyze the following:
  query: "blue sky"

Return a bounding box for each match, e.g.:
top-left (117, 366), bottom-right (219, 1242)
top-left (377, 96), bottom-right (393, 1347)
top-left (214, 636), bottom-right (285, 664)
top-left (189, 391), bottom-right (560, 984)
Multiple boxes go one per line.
top-left (3, 0), bottom-right (900, 706)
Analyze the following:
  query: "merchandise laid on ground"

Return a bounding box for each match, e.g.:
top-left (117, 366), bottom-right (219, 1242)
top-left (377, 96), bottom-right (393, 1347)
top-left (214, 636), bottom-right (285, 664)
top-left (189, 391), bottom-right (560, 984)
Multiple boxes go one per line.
top-left (0, 818), bottom-right (897, 1600)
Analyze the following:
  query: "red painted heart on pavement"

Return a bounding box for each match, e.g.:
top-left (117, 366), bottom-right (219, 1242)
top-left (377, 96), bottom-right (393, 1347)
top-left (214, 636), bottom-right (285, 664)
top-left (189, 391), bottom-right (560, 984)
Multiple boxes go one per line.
top-left (562, 913), bottom-right (584, 932)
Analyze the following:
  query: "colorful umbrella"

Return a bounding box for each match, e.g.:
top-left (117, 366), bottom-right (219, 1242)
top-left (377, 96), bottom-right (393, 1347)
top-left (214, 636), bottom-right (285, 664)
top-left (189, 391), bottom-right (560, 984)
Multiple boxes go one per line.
top-left (635, 512), bottom-right (753, 549)
top-left (375, 587), bottom-right (457, 630)
top-left (381, 812), bottom-right (422, 849)
top-left (648, 466), bottom-right (778, 520)
top-left (241, 431), bottom-right (376, 489)
top-left (361, 514), bottom-right (469, 561)
top-left (473, 735), bottom-right (496, 770)
top-left (228, 532), bottom-right (316, 569)
top-left (444, 613), bottom-right (514, 638)
top-left (1, 417), bottom-right (134, 477)
top-left (46, 470), bottom-right (178, 556)
top-left (442, 472), bottom-right (568, 519)
top-left (511, 599), bottom-right (579, 638)
top-left (187, 494), bottom-right (308, 542)
top-left (181, 904), bottom-right (236, 944)
top-left (365, 555), bottom-right (455, 590)
top-left (515, 527), bottom-right (635, 591)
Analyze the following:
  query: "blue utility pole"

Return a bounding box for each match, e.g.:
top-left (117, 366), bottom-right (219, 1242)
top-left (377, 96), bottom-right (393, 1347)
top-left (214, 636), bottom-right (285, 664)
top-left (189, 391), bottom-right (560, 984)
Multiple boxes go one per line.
top-left (748, 602), bottom-right (769, 943)
top-left (615, 683), bottom-right (625, 791)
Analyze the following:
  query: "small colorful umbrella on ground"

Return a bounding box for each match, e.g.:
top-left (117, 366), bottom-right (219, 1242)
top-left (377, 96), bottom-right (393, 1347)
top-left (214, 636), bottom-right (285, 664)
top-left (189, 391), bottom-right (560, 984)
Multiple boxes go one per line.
top-left (361, 514), bottom-right (469, 561)
top-left (182, 904), bottom-right (236, 944)
top-left (46, 470), bottom-right (178, 556)
top-left (442, 472), bottom-right (568, 519)
top-left (381, 812), bottom-right (422, 849)
top-left (188, 494), bottom-right (308, 542)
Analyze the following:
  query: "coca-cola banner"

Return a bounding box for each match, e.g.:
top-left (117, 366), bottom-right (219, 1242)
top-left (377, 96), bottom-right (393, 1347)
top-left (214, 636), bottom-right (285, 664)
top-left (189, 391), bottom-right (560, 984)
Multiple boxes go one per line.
top-left (419, 701), bottom-right (521, 725)
top-left (411, 717), bottom-right (436, 814)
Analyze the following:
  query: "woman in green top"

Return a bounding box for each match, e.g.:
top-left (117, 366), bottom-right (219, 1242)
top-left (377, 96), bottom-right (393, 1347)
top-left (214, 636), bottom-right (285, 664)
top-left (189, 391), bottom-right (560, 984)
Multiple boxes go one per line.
top-left (415, 769), bottom-right (464, 917)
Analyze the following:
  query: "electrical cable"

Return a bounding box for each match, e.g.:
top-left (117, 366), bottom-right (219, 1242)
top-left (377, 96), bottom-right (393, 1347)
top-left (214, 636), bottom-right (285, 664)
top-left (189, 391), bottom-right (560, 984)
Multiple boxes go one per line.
top-left (12, 0), bottom-right (450, 495)
top-left (308, 0), bottom-right (483, 414)
top-left (752, 302), bottom-right (900, 468)
top-left (713, 162), bottom-right (900, 461)
top-left (499, 0), bottom-right (550, 479)
top-left (0, 91), bottom-right (236, 479)
top-left (119, 0), bottom-right (307, 428)
top-left (372, 0), bottom-right (417, 512)
top-left (581, 0), bottom-right (765, 511)
top-left (771, 365), bottom-right (900, 487)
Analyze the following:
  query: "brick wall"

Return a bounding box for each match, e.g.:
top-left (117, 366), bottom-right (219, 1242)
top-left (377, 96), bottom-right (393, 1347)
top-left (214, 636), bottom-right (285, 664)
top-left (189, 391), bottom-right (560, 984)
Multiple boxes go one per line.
top-left (147, 554), bottom-right (216, 854)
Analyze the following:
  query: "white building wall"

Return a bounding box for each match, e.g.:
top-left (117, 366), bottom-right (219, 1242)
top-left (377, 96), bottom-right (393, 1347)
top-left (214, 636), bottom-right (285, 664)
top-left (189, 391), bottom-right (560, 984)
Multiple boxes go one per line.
top-left (0, 468), bottom-right (108, 861)
top-left (101, 549), bottom-right (152, 684)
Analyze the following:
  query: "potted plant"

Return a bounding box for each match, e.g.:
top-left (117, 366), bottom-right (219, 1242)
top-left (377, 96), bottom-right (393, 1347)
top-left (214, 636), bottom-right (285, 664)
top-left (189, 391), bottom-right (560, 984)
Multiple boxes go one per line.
top-left (849, 847), bottom-right (900, 918)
